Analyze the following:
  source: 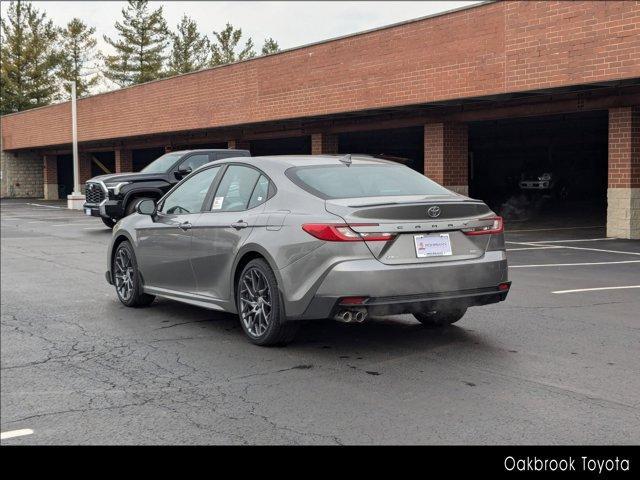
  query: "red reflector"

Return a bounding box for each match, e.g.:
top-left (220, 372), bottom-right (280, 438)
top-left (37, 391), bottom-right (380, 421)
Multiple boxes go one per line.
top-left (302, 223), bottom-right (395, 242)
top-left (463, 217), bottom-right (504, 236)
top-left (498, 282), bottom-right (510, 291)
top-left (340, 296), bottom-right (367, 305)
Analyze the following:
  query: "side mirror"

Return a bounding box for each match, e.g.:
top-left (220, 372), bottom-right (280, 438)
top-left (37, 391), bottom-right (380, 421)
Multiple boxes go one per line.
top-left (136, 199), bottom-right (157, 216)
top-left (175, 166), bottom-right (192, 179)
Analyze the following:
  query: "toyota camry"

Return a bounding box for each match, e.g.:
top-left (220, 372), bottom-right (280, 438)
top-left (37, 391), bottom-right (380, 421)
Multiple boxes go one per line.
top-left (106, 155), bottom-right (510, 345)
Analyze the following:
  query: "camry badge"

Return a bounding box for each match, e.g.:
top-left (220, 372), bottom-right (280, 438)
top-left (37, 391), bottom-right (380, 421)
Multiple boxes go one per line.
top-left (427, 206), bottom-right (441, 218)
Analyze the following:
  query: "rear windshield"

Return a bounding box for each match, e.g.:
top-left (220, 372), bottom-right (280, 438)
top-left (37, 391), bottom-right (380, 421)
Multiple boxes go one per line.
top-left (286, 164), bottom-right (451, 199)
top-left (141, 152), bottom-right (183, 173)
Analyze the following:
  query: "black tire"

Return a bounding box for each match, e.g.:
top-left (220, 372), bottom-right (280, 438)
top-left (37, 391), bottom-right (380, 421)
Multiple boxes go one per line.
top-left (413, 307), bottom-right (467, 327)
top-left (101, 217), bottom-right (117, 229)
top-left (112, 240), bottom-right (155, 308)
top-left (236, 258), bottom-right (298, 346)
top-left (125, 197), bottom-right (153, 216)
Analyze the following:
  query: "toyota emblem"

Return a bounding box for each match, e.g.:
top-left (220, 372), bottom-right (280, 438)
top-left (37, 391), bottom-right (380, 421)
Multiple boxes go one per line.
top-left (427, 206), bottom-right (441, 218)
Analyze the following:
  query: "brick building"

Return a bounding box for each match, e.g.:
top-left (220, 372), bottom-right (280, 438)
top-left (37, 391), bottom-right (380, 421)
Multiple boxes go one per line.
top-left (1, 1), bottom-right (639, 237)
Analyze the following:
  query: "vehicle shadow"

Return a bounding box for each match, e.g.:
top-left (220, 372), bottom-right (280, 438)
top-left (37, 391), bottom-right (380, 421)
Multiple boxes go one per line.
top-left (147, 299), bottom-right (499, 359)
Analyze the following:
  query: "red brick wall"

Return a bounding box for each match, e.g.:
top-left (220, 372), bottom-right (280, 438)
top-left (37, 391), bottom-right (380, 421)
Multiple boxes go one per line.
top-left (43, 154), bottom-right (57, 184)
top-left (79, 152), bottom-right (92, 187)
top-left (115, 149), bottom-right (132, 173)
top-left (311, 133), bottom-right (338, 155)
top-left (424, 122), bottom-right (468, 188)
top-left (2, 1), bottom-right (639, 151)
top-left (608, 106), bottom-right (640, 188)
top-left (228, 139), bottom-right (251, 150)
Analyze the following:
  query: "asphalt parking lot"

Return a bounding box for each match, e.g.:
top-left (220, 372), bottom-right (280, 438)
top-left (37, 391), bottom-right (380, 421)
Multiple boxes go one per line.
top-left (1, 199), bottom-right (639, 445)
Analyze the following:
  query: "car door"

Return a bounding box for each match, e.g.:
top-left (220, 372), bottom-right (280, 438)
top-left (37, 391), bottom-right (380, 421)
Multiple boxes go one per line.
top-left (190, 165), bottom-right (273, 303)
top-left (136, 165), bottom-right (222, 294)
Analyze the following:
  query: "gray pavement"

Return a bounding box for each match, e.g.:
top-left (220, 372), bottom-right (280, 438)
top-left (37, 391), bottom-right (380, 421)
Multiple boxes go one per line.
top-left (1, 199), bottom-right (639, 444)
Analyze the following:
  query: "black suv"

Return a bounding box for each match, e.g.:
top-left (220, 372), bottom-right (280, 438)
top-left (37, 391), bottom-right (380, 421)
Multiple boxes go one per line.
top-left (83, 149), bottom-right (250, 228)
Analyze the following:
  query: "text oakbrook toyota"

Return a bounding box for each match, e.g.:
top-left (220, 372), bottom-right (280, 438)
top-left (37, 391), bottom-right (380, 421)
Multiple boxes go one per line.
top-left (504, 456), bottom-right (631, 474)
top-left (106, 155), bottom-right (511, 345)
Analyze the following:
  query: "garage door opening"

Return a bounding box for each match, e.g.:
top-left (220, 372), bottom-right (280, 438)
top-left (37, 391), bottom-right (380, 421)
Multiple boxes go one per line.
top-left (469, 111), bottom-right (608, 226)
top-left (250, 136), bottom-right (311, 156)
top-left (338, 127), bottom-right (424, 172)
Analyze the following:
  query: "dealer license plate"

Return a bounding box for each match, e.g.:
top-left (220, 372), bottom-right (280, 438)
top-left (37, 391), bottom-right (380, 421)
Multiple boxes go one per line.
top-left (85, 208), bottom-right (92, 216)
top-left (414, 233), bottom-right (452, 258)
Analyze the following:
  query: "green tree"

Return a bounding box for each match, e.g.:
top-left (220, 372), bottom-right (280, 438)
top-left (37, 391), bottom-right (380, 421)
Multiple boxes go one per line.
top-left (102, 0), bottom-right (169, 87)
top-left (209, 23), bottom-right (255, 66)
top-left (58, 18), bottom-right (99, 98)
top-left (261, 37), bottom-right (280, 56)
top-left (1, 1), bottom-right (59, 114)
top-left (168, 15), bottom-right (209, 75)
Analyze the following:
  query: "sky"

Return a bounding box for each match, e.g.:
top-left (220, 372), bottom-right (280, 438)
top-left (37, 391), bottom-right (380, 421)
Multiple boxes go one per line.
top-left (26, 1), bottom-right (482, 92)
top-left (31, 1), bottom-right (482, 51)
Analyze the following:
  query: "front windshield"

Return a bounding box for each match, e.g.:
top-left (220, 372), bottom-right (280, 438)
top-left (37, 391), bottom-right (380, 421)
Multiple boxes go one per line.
top-left (141, 152), bottom-right (183, 173)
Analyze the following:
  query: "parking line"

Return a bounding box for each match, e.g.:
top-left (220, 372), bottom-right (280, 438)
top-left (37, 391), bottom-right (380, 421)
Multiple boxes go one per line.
top-left (506, 241), bottom-right (640, 256)
top-left (25, 203), bottom-right (62, 209)
top-left (510, 260), bottom-right (640, 268)
top-left (0, 429), bottom-right (33, 440)
top-left (506, 225), bottom-right (604, 233)
top-left (507, 246), bottom-right (564, 251)
top-left (552, 285), bottom-right (640, 294)
top-left (515, 238), bottom-right (614, 244)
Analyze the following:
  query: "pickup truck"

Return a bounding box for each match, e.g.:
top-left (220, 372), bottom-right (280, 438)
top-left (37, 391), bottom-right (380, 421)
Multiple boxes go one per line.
top-left (83, 149), bottom-right (250, 228)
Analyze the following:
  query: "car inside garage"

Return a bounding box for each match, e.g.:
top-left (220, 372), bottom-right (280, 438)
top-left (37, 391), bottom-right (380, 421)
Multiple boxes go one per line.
top-left (468, 111), bottom-right (609, 225)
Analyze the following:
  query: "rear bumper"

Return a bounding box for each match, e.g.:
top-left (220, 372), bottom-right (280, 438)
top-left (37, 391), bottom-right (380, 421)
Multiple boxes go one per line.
top-left (288, 250), bottom-right (509, 320)
top-left (302, 284), bottom-right (510, 319)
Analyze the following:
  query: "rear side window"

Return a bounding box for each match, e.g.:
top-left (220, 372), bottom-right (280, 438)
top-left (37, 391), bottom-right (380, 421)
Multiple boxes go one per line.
top-left (286, 164), bottom-right (451, 199)
top-left (248, 175), bottom-right (270, 209)
top-left (211, 165), bottom-right (261, 212)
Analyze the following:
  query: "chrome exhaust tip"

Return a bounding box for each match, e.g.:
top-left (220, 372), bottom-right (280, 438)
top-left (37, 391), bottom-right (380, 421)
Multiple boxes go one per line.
top-left (353, 309), bottom-right (367, 323)
top-left (335, 310), bottom-right (353, 323)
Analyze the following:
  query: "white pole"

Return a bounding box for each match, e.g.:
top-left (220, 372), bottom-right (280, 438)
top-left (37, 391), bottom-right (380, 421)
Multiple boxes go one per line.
top-left (71, 81), bottom-right (80, 195)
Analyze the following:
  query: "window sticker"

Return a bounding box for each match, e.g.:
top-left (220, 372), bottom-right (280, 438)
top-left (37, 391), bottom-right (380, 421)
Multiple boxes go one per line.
top-left (212, 196), bottom-right (224, 210)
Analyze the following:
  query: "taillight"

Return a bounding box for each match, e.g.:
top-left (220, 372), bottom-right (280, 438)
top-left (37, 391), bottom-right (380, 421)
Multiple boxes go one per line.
top-left (462, 217), bottom-right (503, 236)
top-left (302, 223), bottom-right (395, 242)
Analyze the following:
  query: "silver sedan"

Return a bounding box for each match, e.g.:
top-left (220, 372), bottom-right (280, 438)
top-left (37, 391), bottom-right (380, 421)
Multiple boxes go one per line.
top-left (106, 155), bottom-right (510, 345)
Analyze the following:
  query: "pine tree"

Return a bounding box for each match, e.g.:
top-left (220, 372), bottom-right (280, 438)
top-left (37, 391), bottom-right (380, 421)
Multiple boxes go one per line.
top-left (168, 15), bottom-right (209, 75)
top-left (261, 37), bottom-right (280, 56)
top-left (102, 0), bottom-right (170, 87)
top-left (210, 23), bottom-right (255, 66)
top-left (1, 1), bottom-right (59, 114)
top-left (58, 18), bottom-right (99, 98)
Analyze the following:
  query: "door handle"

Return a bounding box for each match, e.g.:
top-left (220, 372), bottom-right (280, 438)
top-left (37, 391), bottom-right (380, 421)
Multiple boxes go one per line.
top-left (231, 220), bottom-right (249, 230)
top-left (178, 221), bottom-right (192, 231)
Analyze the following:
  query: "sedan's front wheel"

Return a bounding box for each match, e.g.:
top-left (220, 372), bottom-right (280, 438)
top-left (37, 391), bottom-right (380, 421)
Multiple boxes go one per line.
top-left (237, 259), bottom-right (298, 346)
top-left (413, 308), bottom-right (467, 327)
top-left (113, 241), bottom-right (155, 307)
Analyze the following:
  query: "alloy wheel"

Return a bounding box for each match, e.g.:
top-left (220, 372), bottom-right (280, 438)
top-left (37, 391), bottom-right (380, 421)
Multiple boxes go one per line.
top-left (239, 267), bottom-right (272, 337)
top-left (114, 246), bottom-right (135, 302)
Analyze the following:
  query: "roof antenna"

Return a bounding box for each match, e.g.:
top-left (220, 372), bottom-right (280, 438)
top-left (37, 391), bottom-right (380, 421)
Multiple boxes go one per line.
top-left (338, 154), bottom-right (352, 167)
